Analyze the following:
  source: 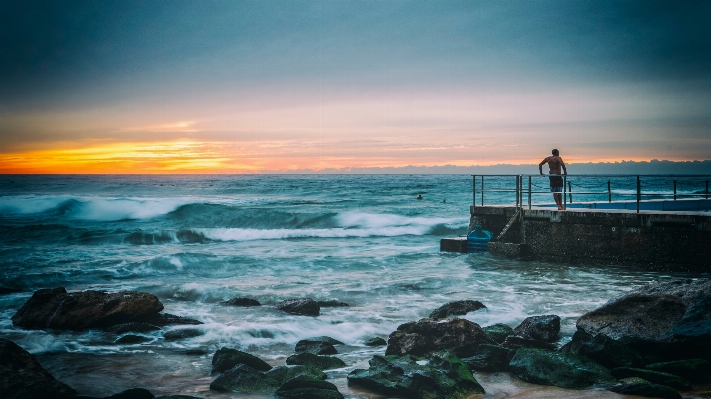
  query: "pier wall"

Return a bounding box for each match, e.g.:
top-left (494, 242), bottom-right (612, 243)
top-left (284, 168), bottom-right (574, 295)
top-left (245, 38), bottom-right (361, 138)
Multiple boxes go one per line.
top-left (470, 206), bottom-right (711, 272)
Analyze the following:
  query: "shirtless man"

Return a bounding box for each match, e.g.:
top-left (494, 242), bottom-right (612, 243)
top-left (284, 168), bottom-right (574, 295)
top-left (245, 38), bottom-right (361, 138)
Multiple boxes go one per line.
top-left (539, 149), bottom-right (567, 210)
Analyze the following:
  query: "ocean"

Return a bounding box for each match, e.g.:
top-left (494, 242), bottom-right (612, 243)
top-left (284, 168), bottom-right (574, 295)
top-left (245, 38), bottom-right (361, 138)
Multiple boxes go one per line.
top-left (0, 174), bottom-right (706, 398)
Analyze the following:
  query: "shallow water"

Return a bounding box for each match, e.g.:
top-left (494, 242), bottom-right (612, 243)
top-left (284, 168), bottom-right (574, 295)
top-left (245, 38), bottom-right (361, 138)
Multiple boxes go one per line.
top-left (0, 175), bottom-right (708, 398)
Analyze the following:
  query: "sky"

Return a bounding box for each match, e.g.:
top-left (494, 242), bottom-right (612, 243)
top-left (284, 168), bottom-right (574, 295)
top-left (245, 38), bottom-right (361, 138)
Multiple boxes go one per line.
top-left (1, 0), bottom-right (710, 173)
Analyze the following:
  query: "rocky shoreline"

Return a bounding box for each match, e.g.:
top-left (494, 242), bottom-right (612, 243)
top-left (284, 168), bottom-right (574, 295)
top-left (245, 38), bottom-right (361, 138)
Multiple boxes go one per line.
top-left (2, 278), bottom-right (710, 399)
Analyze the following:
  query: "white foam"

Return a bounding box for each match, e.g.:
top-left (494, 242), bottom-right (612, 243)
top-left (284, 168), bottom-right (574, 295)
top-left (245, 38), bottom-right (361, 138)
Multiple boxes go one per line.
top-left (0, 195), bottom-right (253, 221)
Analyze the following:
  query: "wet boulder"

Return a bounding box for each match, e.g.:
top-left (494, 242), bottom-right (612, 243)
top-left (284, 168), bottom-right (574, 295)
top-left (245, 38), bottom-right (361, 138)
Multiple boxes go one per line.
top-left (163, 328), bottom-right (204, 340)
top-left (482, 323), bottom-right (514, 344)
top-left (103, 388), bottom-right (154, 399)
top-left (501, 336), bottom-right (556, 350)
top-left (212, 347), bottom-right (273, 373)
top-left (610, 367), bottom-right (691, 391)
top-left (385, 317), bottom-right (496, 358)
top-left (576, 278), bottom-right (711, 362)
top-left (0, 338), bottom-right (78, 399)
top-left (135, 313), bottom-right (202, 327)
top-left (276, 299), bottom-right (320, 316)
top-left (11, 287), bottom-right (164, 330)
top-left (223, 297), bottom-right (261, 307)
top-left (461, 344), bottom-right (513, 372)
top-left (608, 377), bottom-right (681, 399)
top-left (211, 364), bottom-right (326, 394)
top-left (508, 347), bottom-right (615, 389)
top-left (304, 336), bottom-right (344, 345)
top-left (347, 351), bottom-right (485, 399)
top-left (276, 375), bottom-right (344, 399)
top-left (286, 353), bottom-right (346, 370)
top-left (561, 330), bottom-right (643, 369)
top-left (105, 322), bottom-right (160, 334)
top-left (295, 340), bottom-right (337, 355)
top-left (154, 396), bottom-right (202, 399)
top-left (429, 300), bottom-right (486, 319)
top-left (645, 358), bottom-right (711, 383)
top-left (364, 337), bottom-right (387, 346)
top-left (316, 300), bottom-right (350, 308)
top-left (512, 315), bottom-right (560, 343)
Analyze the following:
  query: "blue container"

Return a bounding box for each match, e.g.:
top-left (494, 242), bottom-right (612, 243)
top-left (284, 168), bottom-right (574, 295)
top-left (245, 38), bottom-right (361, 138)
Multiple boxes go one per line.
top-left (467, 224), bottom-right (492, 253)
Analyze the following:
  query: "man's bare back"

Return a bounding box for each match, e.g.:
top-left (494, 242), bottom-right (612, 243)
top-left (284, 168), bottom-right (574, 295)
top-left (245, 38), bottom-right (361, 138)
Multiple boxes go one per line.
top-left (541, 155), bottom-right (565, 175)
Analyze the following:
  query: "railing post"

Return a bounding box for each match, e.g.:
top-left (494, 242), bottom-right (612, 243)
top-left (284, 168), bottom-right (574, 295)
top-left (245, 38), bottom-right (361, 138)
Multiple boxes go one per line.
top-left (515, 176), bottom-right (519, 208)
top-left (472, 175), bottom-right (476, 207)
top-left (673, 180), bottom-right (677, 201)
top-left (637, 175), bottom-right (642, 213)
top-left (563, 175), bottom-right (567, 210)
top-left (528, 175), bottom-right (531, 210)
top-left (568, 181), bottom-right (572, 203)
top-left (481, 176), bottom-right (484, 206)
top-left (608, 180), bottom-right (611, 203)
top-left (707, 180), bottom-right (709, 200)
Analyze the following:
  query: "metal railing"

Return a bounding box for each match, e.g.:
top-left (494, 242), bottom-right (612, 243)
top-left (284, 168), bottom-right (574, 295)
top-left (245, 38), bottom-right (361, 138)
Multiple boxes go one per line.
top-left (472, 174), bottom-right (711, 213)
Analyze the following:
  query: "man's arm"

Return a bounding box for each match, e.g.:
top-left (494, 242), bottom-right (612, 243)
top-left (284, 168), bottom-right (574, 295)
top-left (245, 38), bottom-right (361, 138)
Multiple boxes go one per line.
top-left (539, 158), bottom-right (547, 175)
top-left (561, 159), bottom-right (567, 175)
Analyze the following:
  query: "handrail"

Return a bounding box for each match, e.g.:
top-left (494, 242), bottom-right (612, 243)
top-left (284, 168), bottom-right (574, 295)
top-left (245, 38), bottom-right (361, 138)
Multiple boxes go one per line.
top-left (472, 174), bottom-right (711, 213)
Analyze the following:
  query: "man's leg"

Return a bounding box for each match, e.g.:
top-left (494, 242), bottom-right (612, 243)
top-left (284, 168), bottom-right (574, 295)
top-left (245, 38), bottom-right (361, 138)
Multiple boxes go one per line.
top-left (554, 193), bottom-right (563, 210)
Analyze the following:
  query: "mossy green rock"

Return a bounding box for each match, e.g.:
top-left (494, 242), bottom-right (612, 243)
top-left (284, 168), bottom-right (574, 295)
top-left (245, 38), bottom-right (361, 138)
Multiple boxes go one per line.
top-left (364, 337), bottom-right (387, 346)
top-left (608, 377), bottom-right (681, 399)
top-left (276, 375), bottom-right (344, 399)
top-left (562, 330), bottom-right (643, 369)
top-left (305, 336), bottom-right (344, 345)
top-left (611, 367), bottom-right (691, 391)
top-left (286, 352), bottom-right (346, 370)
top-left (508, 347), bottom-right (615, 389)
top-left (348, 350), bottom-right (484, 399)
top-left (482, 323), bottom-right (514, 344)
top-left (210, 364), bottom-right (325, 393)
top-left (212, 347), bottom-right (272, 372)
top-left (645, 358), bottom-right (711, 383)
top-left (462, 344), bottom-right (511, 372)
top-left (104, 388), bottom-right (155, 399)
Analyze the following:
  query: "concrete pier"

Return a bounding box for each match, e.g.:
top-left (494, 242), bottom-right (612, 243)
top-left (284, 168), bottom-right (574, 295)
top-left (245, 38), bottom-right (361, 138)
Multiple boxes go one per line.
top-left (445, 205), bottom-right (711, 272)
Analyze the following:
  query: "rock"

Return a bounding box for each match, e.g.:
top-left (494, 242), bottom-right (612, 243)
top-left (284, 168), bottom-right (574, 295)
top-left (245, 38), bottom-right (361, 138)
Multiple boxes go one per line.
top-left (212, 347), bottom-right (273, 373)
top-left (508, 347), bottom-right (615, 389)
top-left (560, 330), bottom-right (643, 369)
top-left (501, 336), bottom-right (556, 350)
top-left (316, 300), bottom-right (349, 308)
top-left (461, 344), bottom-right (512, 372)
top-left (116, 334), bottom-right (151, 344)
top-left (223, 297), bottom-right (261, 306)
top-left (276, 375), bottom-right (344, 399)
top-left (276, 299), bottom-right (320, 316)
top-left (11, 287), bottom-right (164, 330)
top-left (429, 300), bottom-right (486, 318)
top-left (163, 328), bottom-right (204, 340)
top-left (105, 323), bottom-right (160, 334)
top-left (210, 364), bottom-right (273, 393)
top-left (385, 317), bottom-right (496, 358)
top-left (347, 351), bottom-right (485, 399)
top-left (104, 388), bottom-right (154, 399)
top-left (0, 338), bottom-right (78, 399)
top-left (295, 340), bottom-right (337, 355)
top-left (645, 358), bottom-right (711, 383)
top-left (608, 377), bottom-right (681, 399)
top-left (154, 396), bottom-right (202, 399)
top-left (576, 278), bottom-right (711, 362)
top-left (305, 336), bottom-right (344, 345)
top-left (610, 367), bottom-right (691, 391)
top-left (364, 337), bottom-right (387, 346)
top-left (211, 364), bottom-right (325, 393)
top-left (286, 353), bottom-right (346, 370)
top-left (512, 315), bottom-right (560, 343)
top-left (265, 365), bottom-right (326, 385)
top-left (482, 323), bottom-right (514, 344)
top-left (136, 313), bottom-right (202, 327)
